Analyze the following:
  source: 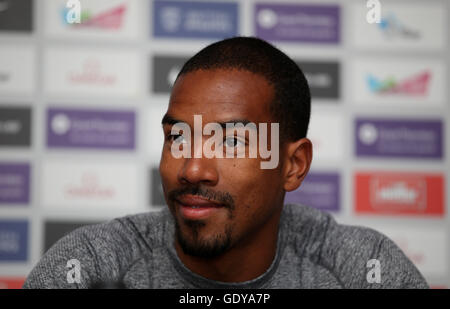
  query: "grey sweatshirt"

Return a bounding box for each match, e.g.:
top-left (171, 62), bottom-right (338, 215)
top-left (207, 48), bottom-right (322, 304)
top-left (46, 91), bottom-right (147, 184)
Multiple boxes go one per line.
top-left (23, 204), bottom-right (429, 289)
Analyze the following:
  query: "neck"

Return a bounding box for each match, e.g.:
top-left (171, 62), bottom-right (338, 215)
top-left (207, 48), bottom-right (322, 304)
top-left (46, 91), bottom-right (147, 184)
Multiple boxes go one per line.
top-left (174, 207), bottom-right (283, 283)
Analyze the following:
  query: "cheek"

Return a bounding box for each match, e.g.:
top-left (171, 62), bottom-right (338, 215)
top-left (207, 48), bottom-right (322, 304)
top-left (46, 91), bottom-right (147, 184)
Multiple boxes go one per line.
top-left (159, 151), bottom-right (180, 187)
top-left (219, 157), bottom-right (259, 183)
top-left (219, 159), bottom-right (278, 211)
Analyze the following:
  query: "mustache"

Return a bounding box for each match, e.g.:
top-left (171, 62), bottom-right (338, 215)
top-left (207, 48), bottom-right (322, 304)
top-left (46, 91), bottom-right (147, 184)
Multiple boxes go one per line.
top-left (167, 186), bottom-right (235, 211)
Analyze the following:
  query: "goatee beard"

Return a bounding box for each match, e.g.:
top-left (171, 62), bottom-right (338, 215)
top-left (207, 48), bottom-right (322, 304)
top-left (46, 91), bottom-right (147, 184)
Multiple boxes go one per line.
top-left (175, 219), bottom-right (234, 258)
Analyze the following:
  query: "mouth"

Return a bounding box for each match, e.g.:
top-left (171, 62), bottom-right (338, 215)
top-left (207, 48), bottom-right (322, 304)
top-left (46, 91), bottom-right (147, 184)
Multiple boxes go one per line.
top-left (175, 194), bottom-right (225, 220)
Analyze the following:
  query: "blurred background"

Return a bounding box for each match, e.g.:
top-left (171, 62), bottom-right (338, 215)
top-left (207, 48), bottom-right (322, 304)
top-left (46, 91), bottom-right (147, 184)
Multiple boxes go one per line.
top-left (0, 0), bottom-right (448, 289)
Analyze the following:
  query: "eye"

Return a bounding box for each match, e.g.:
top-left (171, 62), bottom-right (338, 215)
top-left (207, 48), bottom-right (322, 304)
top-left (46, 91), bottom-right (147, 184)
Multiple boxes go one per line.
top-left (224, 136), bottom-right (245, 148)
top-left (168, 133), bottom-right (187, 144)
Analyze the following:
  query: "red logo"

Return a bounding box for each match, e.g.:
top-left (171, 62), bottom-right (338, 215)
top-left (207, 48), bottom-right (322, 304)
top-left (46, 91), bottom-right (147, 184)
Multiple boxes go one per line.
top-left (66, 5), bottom-right (127, 30)
top-left (0, 278), bottom-right (25, 289)
top-left (68, 58), bottom-right (116, 86)
top-left (355, 172), bottom-right (444, 216)
top-left (367, 71), bottom-right (431, 96)
top-left (65, 172), bottom-right (115, 199)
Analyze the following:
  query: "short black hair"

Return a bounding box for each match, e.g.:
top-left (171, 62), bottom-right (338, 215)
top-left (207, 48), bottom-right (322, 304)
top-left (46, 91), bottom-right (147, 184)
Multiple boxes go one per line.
top-left (176, 36), bottom-right (311, 142)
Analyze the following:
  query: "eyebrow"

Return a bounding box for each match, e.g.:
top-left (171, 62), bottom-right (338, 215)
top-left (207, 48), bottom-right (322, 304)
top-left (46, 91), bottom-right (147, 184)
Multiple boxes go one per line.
top-left (217, 119), bottom-right (256, 131)
top-left (161, 114), bottom-right (184, 126)
top-left (161, 114), bottom-right (255, 130)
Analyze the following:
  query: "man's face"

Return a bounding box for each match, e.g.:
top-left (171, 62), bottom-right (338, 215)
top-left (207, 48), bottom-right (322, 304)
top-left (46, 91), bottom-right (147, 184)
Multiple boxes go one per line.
top-left (160, 68), bottom-right (285, 258)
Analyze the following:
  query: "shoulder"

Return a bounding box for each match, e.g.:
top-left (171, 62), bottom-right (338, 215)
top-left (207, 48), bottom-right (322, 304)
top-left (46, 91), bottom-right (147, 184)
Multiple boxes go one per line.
top-left (282, 204), bottom-right (428, 288)
top-left (23, 209), bottom-right (171, 289)
top-left (82, 208), bottom-right (171, 248)
top-left (53, 209), bottom-right (170, 253)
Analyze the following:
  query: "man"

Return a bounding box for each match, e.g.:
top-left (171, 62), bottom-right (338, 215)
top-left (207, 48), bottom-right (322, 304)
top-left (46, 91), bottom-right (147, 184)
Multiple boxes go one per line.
top-left (24, 37), bottom-right (428, 289)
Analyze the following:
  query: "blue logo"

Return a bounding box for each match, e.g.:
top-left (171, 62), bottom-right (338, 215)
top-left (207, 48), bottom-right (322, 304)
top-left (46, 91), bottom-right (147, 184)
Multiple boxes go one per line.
top-left (153, 0), bottom-right (238, 39)
top-left (0, 220), bottom-right (28, 261)
top-left (378, 13), bottom-right (420, 39)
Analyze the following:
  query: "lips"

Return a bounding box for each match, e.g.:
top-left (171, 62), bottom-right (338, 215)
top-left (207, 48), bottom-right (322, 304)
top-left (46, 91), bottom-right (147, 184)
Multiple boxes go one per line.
top-left (176, 194), bottom-right (225, 220)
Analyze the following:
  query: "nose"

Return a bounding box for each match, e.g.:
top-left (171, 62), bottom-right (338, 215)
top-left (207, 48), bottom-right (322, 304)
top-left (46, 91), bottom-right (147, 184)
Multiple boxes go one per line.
top-left (178, 156), bottom-right (219, 186)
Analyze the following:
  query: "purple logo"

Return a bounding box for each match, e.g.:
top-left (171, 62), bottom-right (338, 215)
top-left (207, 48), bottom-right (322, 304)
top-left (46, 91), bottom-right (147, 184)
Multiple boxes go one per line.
top-left (0, 220), bottom-right (28, 262)
top-left (0, 163), bottom-right (30, 204)
top-left (47, 108), bottom-right (136, 150)
top-left (355, 118), bottom-right (443, 159)
top-left (255, 3), bottom-right (340, 43)
top-left (285, 172), bottom-right (340, 212)
top-left (153, 0), bottom-right (238, 39)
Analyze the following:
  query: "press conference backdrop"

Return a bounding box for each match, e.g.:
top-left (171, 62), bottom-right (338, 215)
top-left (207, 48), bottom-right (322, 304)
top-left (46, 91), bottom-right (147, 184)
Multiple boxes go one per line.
top-left (0, 0), bottom-right (448, 289)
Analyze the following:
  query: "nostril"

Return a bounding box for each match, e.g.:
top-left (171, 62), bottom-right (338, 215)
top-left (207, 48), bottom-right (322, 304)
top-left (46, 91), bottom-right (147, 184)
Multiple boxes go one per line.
top-left (178, 158), bottom-right (219, 186)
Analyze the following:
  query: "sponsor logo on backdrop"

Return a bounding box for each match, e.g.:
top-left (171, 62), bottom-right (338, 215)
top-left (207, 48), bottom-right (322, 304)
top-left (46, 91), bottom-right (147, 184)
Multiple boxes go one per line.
top-left (352, 3), bottom-right (445, 50)
top-left (150, 168), bottom-right (165, 207)
top-left (153, 0), bottom-right (238, 39)
top-left (42, 161), bottom-right (138, 210)
top-left (355, 118), bottom-right (443, 159)
top-left (0, 47), bottom-right (35, 95)
top-left (355, 172), bottom-right (444, 215)
top-left (0, 220), bottom-right (28, 261)
top-left (370, 226), bottom-right (447, 277)
top-left (44, 221), bottom-right (99, 252)
top-left (65, 172), bottom-right (115, 199)
top-left (47, 108), bottom-right (135, 150)
top-left (152, 55), bottom-right (188, 94)
top-left (0, 0), bottom-right (32, 32)
top-left (367, 70), bottom-right (430, 96)
top-left (67, 58), bottom-right (117, 86)
top-left (0, 107), bottom-right (31, 147)
top-left (377, 13), bottom-right (420, 40)
top-left (62, 3), bottom-right (126, 29)
top-left (0, 278), bottom-right (25, 289)
top-left (352, 59), bottom-right (445, 105)
top-left (285, 172), bottom-right (340, 212)
top-left (44, 48), bottom-right (139, 98)
top-left (0, 163), bottom-right (30, 204)
top-left (46, 0), bottom-right (138, 39)
top-left (255, 3), bottom-right (340, 43)
top-left (296, 61), bottom-right (340, 99)
top-left (307, 114), bottom-right (344, 161)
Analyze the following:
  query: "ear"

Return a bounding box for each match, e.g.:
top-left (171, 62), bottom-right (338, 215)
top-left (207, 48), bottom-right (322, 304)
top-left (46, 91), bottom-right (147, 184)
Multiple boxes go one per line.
top-left (283, 138), bottom-right (313, 192)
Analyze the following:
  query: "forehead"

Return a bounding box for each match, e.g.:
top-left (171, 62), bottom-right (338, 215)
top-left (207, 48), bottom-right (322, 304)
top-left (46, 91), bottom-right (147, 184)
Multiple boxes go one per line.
top-left (167, 69), bottom-right (275, 124)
